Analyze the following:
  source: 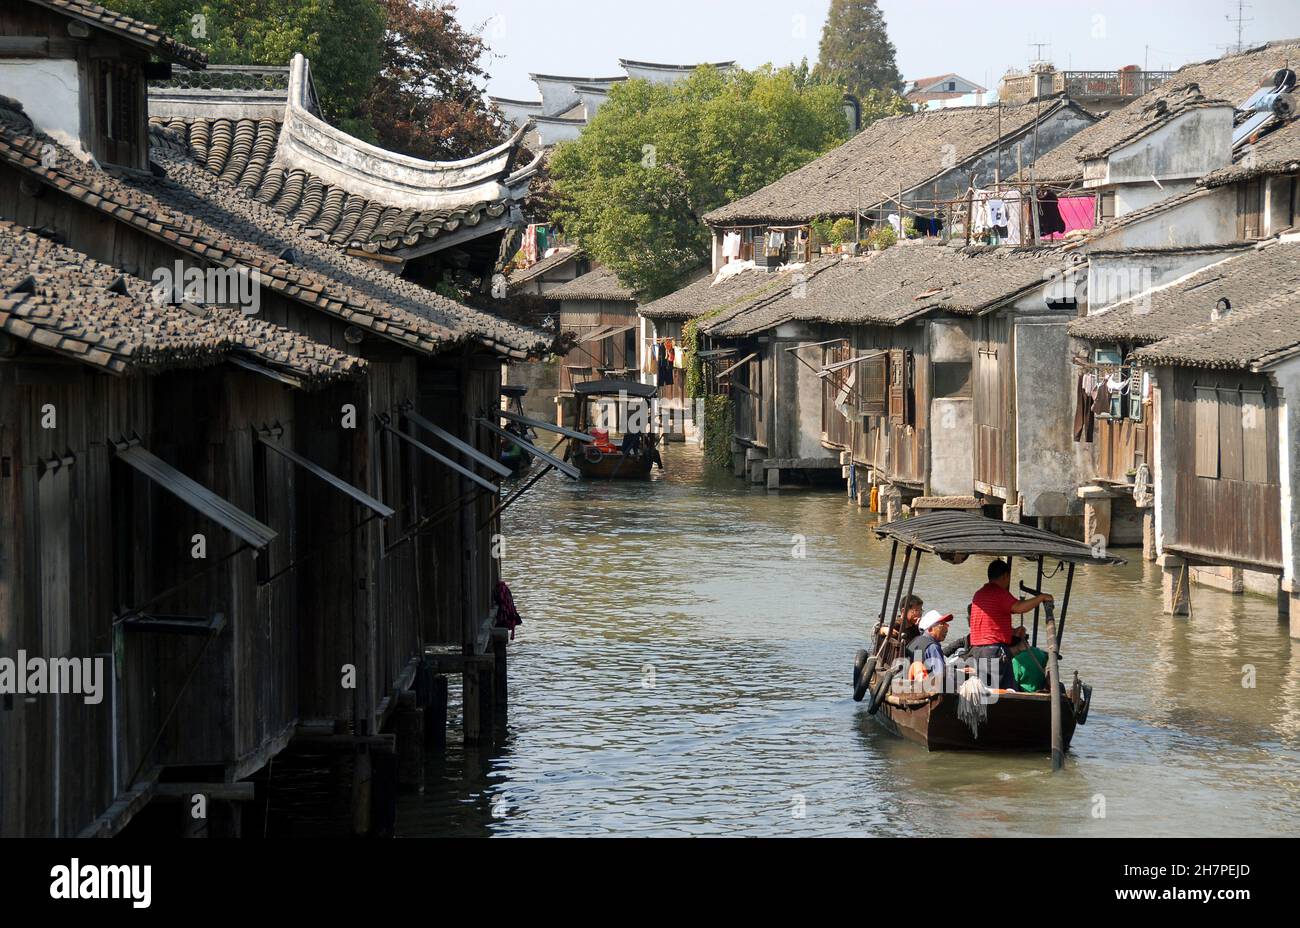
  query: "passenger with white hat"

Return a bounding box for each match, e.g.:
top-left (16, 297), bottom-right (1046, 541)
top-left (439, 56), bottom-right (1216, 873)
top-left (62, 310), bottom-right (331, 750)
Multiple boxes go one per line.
top-left (906, 609), bottom-right (953, 680)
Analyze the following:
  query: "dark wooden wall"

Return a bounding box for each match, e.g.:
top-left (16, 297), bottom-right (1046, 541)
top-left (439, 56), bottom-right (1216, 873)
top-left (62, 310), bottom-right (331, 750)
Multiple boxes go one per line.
top-left (846, 324), bottom-right (930, 489)
top-left (973, 314), bottom-right (1013, 497)
top-left (1167, 368), bottom-right (1282, 569)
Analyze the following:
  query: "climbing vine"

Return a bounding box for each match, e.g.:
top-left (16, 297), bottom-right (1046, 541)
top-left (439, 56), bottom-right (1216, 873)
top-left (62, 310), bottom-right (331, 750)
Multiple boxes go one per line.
top-left (702, 394), bottom-right (733, 470)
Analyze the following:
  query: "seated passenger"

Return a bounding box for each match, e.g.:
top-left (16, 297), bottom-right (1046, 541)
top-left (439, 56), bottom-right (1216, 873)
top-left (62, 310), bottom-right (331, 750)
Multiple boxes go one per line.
top-left (1009, 626), bottom-right (1049, 693)
top-left (906, 610), bottom-right (953, 680)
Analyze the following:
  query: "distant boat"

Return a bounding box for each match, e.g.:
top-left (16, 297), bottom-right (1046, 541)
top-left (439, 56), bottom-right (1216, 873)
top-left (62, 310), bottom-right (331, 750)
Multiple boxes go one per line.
top-left (499, 385), bottom-right (536, 477)
top-left (563, 379), bottom-right (662, 480)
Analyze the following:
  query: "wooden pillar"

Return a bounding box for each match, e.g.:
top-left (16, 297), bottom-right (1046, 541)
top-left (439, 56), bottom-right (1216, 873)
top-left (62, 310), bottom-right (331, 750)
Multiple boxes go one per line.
top-left (393, 690), bottom-right (424, 791)
top-left (493, 631), bottom-right (508, 722)
top-left (370, 746), bottom-right (398, 838)
top-left (427, 674), bottom-right (448, 753)
top-left (478, 660), bottom-right (495, 742)
top-left (351, 746), bottom-right (372, 836)
top-left (463, 668), bottom-right (481, 744)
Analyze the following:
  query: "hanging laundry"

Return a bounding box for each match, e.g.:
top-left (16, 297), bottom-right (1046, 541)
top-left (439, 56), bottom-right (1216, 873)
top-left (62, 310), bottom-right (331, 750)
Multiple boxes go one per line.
top-left (1037, 190), bottom-right (1066, 237)
top-left (663, 337), bottom-right (675, 364)
top-left (722, 231), bottom-right (742, 261)
top-left (888, 213), bottom-right (902, 235)
top-left (657, 354), bottom-right (674, 387)
top-left (1073, 375), bottom-right (1095, 442)
top-left (1002, 190), bottom-right (1023, 245)
top-left (493, 581), bottom-right (523, 640)
top-left (1092, 377), bottom-right (1111, 416)
top-left (521, 224), bottom-right (539, 265)
top-left (1058, 195), bottom-right (1097, 236)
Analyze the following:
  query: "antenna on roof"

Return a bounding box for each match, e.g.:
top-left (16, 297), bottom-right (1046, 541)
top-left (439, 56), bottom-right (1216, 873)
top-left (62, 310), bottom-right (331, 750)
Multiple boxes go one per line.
top-left (1222, 0), bottom-right (1253, 55)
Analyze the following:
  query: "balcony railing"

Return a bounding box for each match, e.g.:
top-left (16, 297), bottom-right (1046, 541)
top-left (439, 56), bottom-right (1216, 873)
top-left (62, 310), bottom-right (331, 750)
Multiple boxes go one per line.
top-left (1000, 70), bottom-right (1176, 104)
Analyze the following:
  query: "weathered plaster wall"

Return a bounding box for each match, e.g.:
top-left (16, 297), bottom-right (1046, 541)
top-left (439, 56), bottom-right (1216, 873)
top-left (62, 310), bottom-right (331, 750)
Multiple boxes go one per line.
top-left (773, 324), bottom-right (830, 459)
top-left (1092, 186), bottom-right (1238, 249)
top-left (1113, 179), bottom-right (1197, 216)
top-left (1269, 356), bottom-right (1300, 630)
top-left (0, 59), bottom-right (85, 157)
top-left (1013, 315), bottom-right (1077, 517)
top-left (928, 319), bottom-right (974, 496)
top-left (1097, 106), bottom-right (1234, 186)
top-left (1086, 248), bottom-right (1237, 312)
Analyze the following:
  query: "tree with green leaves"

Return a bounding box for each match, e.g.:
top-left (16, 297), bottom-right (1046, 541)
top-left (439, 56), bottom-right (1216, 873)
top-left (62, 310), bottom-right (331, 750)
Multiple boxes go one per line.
top-left (106, 1), bottom-right (386, 136)
top-left (814, 0), bottom-right (905, 100)
top-left (549, 65), bottom-right (850, 299)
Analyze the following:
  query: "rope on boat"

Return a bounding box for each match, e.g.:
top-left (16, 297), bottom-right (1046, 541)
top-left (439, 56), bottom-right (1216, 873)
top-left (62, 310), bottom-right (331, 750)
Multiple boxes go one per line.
top-left (956, 676), bottom-right (989, 739)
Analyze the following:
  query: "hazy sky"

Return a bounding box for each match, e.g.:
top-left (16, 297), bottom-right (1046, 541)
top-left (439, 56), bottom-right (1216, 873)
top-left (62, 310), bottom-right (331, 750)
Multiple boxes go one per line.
top-left (451, 0), bottom-right (1300, 101)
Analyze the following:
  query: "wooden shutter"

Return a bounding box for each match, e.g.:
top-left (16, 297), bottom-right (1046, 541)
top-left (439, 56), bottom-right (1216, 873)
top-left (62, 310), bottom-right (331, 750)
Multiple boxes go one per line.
top-left (1241, 389), bottom-right (1269, 484)
top-left (860, 353), bottom-right (887, 418)
top-left (1217, 388), bottom-right (1243, 481)
top-left (1194, 386), bottom-right (1219, 479)
top-left (888, 348), bottom-right (906, 425)
top-left (1128, 366), bottom-right (1143, 421)
top-left (1239, 179), bottom-right (1263, 239)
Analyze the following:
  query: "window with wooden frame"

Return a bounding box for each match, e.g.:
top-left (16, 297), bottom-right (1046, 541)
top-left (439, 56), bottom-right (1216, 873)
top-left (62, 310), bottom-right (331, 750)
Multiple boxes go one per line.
top-left (1238, 178), bottom-right (1264, 240)
top-left (94, 59), bottom-right (142, 166)
top-left (888, 348), bottom-right (913, 427)
top-left (1099, 190), bottom-right (1116, 221)
top-left (859, 353), bottom-right (888, 417)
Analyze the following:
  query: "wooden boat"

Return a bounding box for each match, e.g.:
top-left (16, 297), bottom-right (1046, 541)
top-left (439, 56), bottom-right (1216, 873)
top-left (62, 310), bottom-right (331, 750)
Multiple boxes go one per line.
top-left (498, 385), bottom-right (535, 477)
top-left (563, 379), bottom-right (663, 480)
top-left (851, 510), bottom-right (1120, 767)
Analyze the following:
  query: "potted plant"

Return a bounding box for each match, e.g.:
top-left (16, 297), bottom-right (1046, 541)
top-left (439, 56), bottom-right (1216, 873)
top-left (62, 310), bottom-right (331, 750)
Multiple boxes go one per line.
top-left (831, 218), bottom-right (856, 253)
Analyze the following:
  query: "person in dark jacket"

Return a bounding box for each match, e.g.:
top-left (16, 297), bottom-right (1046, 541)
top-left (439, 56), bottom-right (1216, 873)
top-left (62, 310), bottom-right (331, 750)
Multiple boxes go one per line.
top-left (906, 609), bottom-right (953, 680)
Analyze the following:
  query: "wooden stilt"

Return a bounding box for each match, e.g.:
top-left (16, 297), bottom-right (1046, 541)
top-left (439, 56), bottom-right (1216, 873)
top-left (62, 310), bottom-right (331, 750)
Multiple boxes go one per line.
top-left (493, 632), bottom-right (508, 724)
top-left (393, 690), bottom-right (424, 791)
top-left (351, 746), bottom-right (372, 836)
top-left (463, 670), bottom-right (482, 745)
top-left (430, 675), bottom-right (448, 753)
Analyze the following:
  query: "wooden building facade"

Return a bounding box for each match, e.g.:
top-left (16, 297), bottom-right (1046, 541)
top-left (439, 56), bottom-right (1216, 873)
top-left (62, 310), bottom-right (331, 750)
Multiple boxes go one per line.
top-left (0, 0), bottom-right (551, 836)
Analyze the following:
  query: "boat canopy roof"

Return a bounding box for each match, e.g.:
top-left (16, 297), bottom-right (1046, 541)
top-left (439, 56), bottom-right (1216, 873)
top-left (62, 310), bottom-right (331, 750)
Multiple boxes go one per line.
top-left (874, 511), bottom-right (1126, 565)
top-left (573, 379), bottom-right (656, 399)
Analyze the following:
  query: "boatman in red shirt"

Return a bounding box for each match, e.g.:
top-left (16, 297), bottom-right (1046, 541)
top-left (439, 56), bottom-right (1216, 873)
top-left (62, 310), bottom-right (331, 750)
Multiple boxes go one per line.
top-left (968, 560), bottom-right (1053, 690)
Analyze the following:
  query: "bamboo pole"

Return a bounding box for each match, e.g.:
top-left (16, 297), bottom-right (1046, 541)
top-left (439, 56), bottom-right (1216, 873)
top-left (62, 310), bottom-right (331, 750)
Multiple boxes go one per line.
top-left (1043, 601), bottom-right (1064, 771)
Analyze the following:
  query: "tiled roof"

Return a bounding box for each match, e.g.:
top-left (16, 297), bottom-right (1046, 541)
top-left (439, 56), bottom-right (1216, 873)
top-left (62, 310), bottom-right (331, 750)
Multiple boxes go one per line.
top-left (1201, 115), bottom-right (1300, 186)
top-left (149, 118), bottom-right (520, 254)
top-left (0, 104), bottom-right (552, 360)
top-left (506, 246), bottom-right (583, 287)
top-left (548, 265), bottom-right (636, 302)
top-left (27, 0), bottom-right (207, 68)
top-left (1070, 237), bottom-right (1300, 370)
top-left (703, 99), bottom-right (1090, 225)
top-left (1023, 40), bottom-right (1300, 183)
top-left (0, 220), bottom-right (361, 383)
top-left (636, 265), bottom-right (785, 321)
top-left (700, 243), bottom-right (1074, 337)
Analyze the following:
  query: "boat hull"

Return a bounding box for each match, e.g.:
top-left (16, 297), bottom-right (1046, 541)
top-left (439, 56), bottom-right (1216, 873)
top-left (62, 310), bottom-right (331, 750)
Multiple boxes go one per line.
top-left (574, 449), bottom-right (655, 479)
top-left (874, 690), bottom-right (1078, 752)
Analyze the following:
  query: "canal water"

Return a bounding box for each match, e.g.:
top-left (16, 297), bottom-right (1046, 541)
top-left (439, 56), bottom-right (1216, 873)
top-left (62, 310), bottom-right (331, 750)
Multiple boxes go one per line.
top-left (395, 443), bottom-right (1300, 837)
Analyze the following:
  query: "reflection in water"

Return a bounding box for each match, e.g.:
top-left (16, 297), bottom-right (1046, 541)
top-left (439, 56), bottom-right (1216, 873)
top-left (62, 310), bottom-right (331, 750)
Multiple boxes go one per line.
top-left (397, 444), bottom-right (1300, 837)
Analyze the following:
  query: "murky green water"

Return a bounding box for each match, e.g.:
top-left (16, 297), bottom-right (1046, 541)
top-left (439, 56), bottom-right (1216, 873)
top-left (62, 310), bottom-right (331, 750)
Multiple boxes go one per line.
top-left (397, 443), bottom-right (1300, 837)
